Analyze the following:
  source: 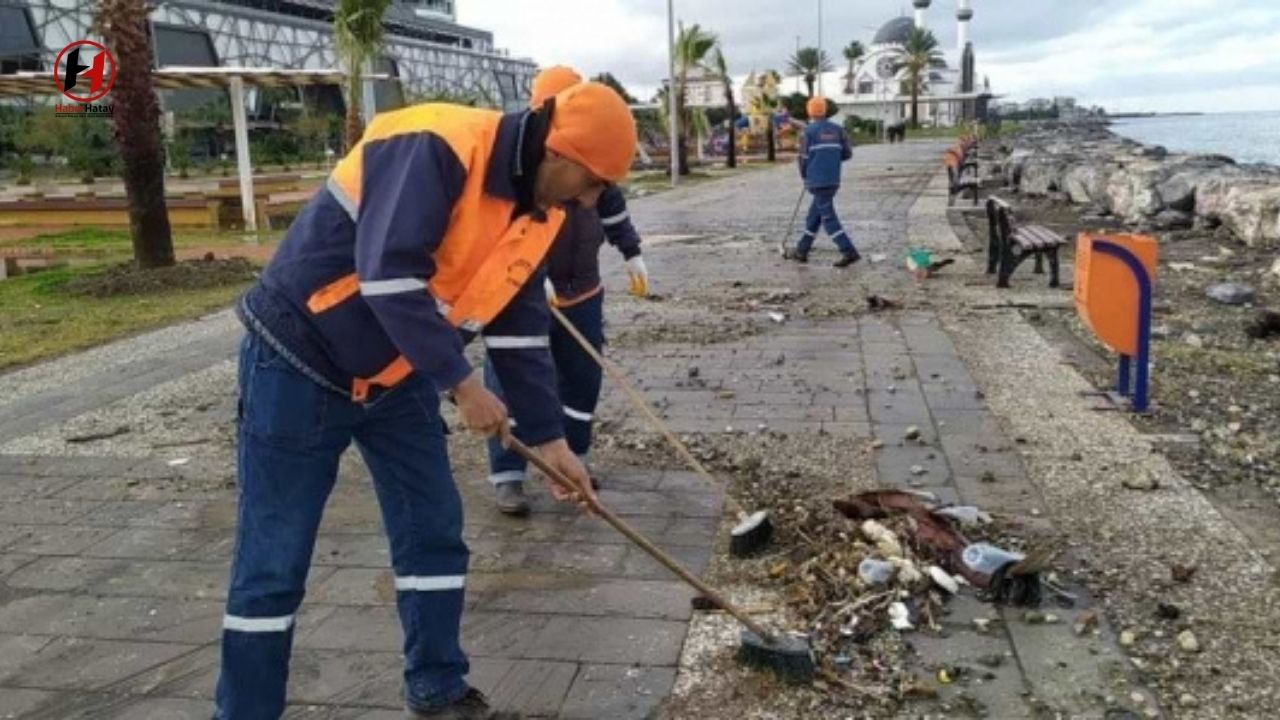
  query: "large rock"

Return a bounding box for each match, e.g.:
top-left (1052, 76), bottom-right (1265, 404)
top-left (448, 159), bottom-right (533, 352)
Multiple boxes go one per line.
top-left (1220, 185), bottom-right (1280, 247)
top-left (1157, 156), bottom-right (1235, 212)
top-left (1153, 209), bottom-right (1195, 230)
top-left (1158, 173), bottom-right (1201, 212)
top-left (1001, 149), bottom-right (1034, 188)
top-left (1020, 155), bottom-right (1073, 196)
top-left (1063, 162), bottom-right (1116, 205)
top-left (1196, 167), bottom-right (1255, 220)
top-left (1105, 161), bottom-right (1170, 222)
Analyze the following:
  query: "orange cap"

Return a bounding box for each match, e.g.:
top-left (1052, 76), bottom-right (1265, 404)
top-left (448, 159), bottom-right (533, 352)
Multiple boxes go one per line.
top-left (546, 82), bottom-right (637, 183)
top-left (806, 96), bottom-right (828, 120)
top-left (530, 65), bottom-right (582, 108)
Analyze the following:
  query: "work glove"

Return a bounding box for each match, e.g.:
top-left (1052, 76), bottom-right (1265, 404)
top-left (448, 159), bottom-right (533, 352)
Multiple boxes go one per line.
top-left (625, 255), bottom-right (649, 298)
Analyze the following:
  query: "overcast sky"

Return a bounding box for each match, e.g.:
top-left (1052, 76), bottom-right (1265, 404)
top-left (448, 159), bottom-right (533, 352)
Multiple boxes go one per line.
top-left (458, 0), bottom-right (1280, 113)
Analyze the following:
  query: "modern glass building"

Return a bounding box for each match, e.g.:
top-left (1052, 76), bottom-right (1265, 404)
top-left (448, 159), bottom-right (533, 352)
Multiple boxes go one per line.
top-left (0, 0), bottom-right (536, 112)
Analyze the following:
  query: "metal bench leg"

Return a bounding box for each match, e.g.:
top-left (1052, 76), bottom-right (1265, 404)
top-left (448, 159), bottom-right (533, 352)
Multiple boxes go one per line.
top-left (998, 244), bottom-right (1017, 289)
top-left (986, 223), bottom-right (1000, 275)
top-left (1033, 251), bottom-right (1045, 275)
top-left (1048, 247), bottom-right (1061, 288)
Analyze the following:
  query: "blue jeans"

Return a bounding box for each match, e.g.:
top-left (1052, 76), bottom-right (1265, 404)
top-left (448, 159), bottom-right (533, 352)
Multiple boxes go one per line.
top-left (485, 290), bottom-right (605, 484)
top-left (796, 186), bottom-right (856, 257)
top-left (215, 332), bottom-right (469, 718)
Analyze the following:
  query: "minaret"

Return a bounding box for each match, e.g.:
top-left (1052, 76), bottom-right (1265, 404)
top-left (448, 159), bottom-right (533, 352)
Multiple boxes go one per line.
top-left (913, 0), bottom-right (931, 30)
top-left (957, 0), bottom-right (973, 52)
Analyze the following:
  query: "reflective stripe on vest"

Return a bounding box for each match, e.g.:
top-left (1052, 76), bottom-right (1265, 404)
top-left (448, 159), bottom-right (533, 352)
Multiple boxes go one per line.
top-left (303, 106), bottom-right (567, 402)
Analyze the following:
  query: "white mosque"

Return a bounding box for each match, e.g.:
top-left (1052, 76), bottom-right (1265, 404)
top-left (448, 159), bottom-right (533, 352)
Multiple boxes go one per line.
top-left (819, 0), bottom-right (994, 128)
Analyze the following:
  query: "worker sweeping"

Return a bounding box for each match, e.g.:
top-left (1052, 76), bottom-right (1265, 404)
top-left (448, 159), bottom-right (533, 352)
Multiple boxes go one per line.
top-left (484, 66), bottom-right (649, 516)
top-left (788, 96), bottom-right (861, 267)
top-left (216, 82), bottom-right (636, 719)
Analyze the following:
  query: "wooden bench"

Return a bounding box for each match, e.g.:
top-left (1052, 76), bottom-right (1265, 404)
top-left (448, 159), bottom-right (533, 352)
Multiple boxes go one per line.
top-left (985, 196), bottom-right (1067, 288)
top-left (944, 144), bottom-right (980, 207)
top-left (255, 189), bottom-right (314, 231)
top-left (0, 196), bottom-right (220, 229)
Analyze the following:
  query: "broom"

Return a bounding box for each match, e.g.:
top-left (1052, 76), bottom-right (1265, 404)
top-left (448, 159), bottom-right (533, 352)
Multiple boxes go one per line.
top-left (503, 431), bottom-right (815, 682)
top-left (549, 304), bottom-right (773, 557)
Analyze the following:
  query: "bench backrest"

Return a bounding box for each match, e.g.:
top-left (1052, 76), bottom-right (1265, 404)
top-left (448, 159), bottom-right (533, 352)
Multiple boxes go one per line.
top-left (985, 196), bottom-right (1015, 244)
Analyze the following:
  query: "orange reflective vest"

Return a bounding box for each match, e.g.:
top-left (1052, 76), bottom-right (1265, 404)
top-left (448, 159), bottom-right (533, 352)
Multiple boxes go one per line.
top-left (251, 104), bottom-right (566, 402)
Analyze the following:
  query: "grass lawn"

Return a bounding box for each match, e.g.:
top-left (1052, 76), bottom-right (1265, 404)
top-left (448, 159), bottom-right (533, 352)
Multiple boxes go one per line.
top-left (0, 264), bottom-right (253, 371)
top-left (0, 228), bottom-right (270, 372)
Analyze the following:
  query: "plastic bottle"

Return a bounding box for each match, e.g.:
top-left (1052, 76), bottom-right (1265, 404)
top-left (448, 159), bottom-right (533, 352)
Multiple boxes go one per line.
top-left (961, 543), bottom-right (1025, 575)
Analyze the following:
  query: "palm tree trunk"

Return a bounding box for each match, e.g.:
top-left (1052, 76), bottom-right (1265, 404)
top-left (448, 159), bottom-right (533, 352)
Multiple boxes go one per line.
top-left (911, 79), bottom-right (920, 129)
top-left (766, 120), bottom-right (776, 163)
top-left (344, 63), bottom-right (364, 150)
top-left (676, 94), bottom-right (690, 176)
top-left (100, 0), bottom-right (174, 269)
top-left (726, 96), bottom-right (737, 169)
top-left (804, 76), bottom-right (815, 98)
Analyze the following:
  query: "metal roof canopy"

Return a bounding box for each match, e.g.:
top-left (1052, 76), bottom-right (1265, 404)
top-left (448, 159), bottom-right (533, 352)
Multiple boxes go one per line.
top-left (0, 66), bottom-right (389, 232)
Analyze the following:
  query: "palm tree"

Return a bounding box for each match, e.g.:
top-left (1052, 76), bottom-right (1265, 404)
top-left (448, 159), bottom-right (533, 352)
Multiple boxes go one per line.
top-left (891, 28), bottom-right (947, 129)
top-left (334, 0), bottom-right (392, 150)
top-left (842, 41), bottom-right (866, 95)
top-left (787, 46), bottom-right (833, 98)
top-left (672, 22), bottom-right (717, 177)
top-left (98, 0), bottom-right (174, 268)
top-left (710, 47), bottom-right (737, 169)
top-left (593, 72), bottom-right (638, 105)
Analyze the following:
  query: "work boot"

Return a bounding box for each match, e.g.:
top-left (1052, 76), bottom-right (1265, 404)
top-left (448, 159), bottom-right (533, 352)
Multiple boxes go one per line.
top-left (833, 251), bottom-right (862, 268)
top-left (789, 250), bottom-right (809, 263)
top-left (494, 481), bottom-right (529, 517)
top-left (406, 687), bottom-right (519, 719)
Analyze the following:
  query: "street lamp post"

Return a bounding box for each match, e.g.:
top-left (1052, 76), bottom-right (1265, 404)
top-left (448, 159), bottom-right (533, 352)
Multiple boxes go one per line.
top-left (817, 0), bottom-right (823, 96)
top-left (794, 35), bottom-right (801, 94)
top-left (667, 0), bottom-right (679, 187)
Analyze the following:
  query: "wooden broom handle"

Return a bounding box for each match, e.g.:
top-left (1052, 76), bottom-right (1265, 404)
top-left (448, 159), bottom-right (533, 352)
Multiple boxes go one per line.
top-left (548, 304), bottom-right (748, 518)
top-left (503, 431), bottom-right (771, 639)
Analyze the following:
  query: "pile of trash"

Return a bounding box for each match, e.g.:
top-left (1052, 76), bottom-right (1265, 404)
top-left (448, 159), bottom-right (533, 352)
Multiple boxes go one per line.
top-left (772, 490), bottom-right (1052, 700)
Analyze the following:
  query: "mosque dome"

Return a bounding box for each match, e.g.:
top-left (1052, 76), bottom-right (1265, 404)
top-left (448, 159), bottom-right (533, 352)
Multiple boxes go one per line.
top-left (872, 17), bottom-right (915, 46)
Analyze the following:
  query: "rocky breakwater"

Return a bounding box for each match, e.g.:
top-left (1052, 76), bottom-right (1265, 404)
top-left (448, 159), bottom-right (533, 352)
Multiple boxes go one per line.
top-left (992, 121), bottom-right (1280, 248)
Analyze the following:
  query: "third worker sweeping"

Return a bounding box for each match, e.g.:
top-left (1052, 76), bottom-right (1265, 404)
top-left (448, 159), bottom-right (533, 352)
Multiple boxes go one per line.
top-left (789, 96), bottom-right (860, 267)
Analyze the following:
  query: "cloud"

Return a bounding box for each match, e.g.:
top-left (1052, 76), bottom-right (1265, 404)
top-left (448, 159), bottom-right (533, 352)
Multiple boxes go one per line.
top-left (461, 0), bottom-right (1280, 112)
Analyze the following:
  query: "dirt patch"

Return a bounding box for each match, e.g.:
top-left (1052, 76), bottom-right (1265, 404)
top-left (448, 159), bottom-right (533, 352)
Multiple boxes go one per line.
top-left (176, 243), bottom-right (277, 264)
top-left (64, 256), bottom-right (259, 297)
top-left (611, 317), bottom-right (766, 347)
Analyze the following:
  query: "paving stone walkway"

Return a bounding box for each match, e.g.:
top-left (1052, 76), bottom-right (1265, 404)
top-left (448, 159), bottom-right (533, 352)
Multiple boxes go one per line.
top-left (0, 140), bottom-right (1149, 718)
